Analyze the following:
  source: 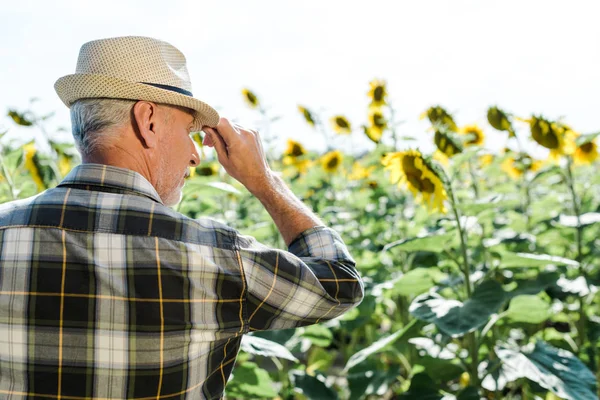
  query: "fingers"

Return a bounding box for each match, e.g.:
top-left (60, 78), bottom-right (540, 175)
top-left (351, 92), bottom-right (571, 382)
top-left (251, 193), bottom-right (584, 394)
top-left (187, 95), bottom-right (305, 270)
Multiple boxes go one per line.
top-left (214, 117), bottom-right (240, 146)
top-left (203, 127), bottom-right (229, 162)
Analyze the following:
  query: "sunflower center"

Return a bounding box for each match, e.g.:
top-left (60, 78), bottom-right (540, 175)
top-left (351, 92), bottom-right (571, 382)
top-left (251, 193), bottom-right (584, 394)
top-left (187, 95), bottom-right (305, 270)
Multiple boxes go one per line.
top-left (327, 156), bottom-right (340, 169)
top-left (373, 86), bottom-right (384, 102)
top-left (580, 142), bottom-right (594, 153)
top-left (290, 144), bottom-right (304, 157)
top-left (335, 117), bottom-right (349, 129)
top-left (401, 156), bottom-right (435, 193)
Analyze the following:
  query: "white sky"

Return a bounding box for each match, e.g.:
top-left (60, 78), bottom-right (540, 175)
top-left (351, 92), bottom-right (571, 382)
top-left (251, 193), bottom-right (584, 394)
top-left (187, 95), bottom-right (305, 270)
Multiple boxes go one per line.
top-left (1, 0), bottom-right (599, 157)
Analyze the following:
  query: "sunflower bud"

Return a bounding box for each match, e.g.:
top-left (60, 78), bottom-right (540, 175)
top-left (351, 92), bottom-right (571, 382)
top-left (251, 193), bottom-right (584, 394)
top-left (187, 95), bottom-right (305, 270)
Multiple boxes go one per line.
top-left (241, 88), bottom-right (260, 109)
top-left (422, 106), bottom-right (458, 132)
top-left (487, 106), bottom-right (515, 137)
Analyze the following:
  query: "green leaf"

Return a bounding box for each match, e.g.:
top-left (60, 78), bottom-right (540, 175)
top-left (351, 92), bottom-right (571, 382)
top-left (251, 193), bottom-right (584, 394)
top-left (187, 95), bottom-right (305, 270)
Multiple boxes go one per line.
top-left (500, 252), bottom-right (579, 268)
top-left (506, 295), bottom-right (551, 324)
top-left (457, 387), bottom-right (480, 400)
top-left (383, 231), bottom-right (454, 253)
top-left (575, 131), bottom-right (600, 146)
top-left (3, 146), bottom-right (24, 172)
top-left (409, 280), bottom-right (506, 337)
top-left (240, 334), bottom-right (298, 362)
top-left (413, 356), bottom-right (463, 383)
top-left (344, 319), bottom-right (419, 372)
top-left (289, 370), bottom-right (339, 400)
top-left (398, 373), bottom-right (442, 399)
top-left (557, 212), bottom-right (600, 228)
top-left (301, 324), bottom-right (333, 347)
top-left (7, 110), bottom-right (33, 126)
top-left (225, 362), bottom-right (278, 399)
top-left (201, 181), bottom-right (241, 195)
top-left (496, 341), bottom-right (597, 400)
top-left (505, 271), bottom-right (559, 299)
top-left (348, 364), bottom-right (401, 400)
top-left (393, 268), bottom-right (447, 297)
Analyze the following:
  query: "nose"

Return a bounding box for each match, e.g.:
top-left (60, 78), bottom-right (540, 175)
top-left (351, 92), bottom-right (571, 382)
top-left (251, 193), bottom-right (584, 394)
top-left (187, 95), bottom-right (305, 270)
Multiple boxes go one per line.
top-left (189, 137), bottom-right (200, 167)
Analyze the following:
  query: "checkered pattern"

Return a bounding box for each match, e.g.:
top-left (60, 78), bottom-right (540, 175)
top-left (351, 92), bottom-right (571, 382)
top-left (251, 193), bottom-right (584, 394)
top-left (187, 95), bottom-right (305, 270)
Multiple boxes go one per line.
top-left (0, 163), bottom-right (363, 399)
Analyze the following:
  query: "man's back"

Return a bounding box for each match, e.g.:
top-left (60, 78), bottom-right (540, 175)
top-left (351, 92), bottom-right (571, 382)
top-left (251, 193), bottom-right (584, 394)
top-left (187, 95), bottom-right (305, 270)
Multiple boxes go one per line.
top-left (0, 164), bottom-right (363, 399)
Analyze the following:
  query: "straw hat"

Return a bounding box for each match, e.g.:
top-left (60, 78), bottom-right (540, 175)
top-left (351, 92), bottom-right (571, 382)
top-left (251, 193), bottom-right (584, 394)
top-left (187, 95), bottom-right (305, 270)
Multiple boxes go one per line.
top-left (55, 36), bottom-right (220, 128)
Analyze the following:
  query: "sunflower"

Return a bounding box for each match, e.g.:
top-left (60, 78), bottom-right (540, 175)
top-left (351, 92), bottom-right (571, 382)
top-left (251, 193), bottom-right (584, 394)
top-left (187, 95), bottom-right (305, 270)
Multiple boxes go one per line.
top-left (193, 163), bottom-right (220, 177)
top-left (284, 139), bottom-right (306, 157)
top-left (347, 162), bottom-right (375, 181)
top-left (574, 140), bottom-right (599, 165)
top-left (23, 142), bottom-right (45, 191)
top-left (382, 150), bottom-right (447, 213)
top-left (241, 88), bottom-right (259, 109)
top-left (58, 155), bottom-right (72, 176)
top-left (501, 152), bottom-right (543, 179)
top-left (362, 125), bottom-right (382, 144)
top-left (331, 115), bottom-right (352, 135)
top-left (528, 116), bottom-right (576, 159)
top-left (368, 79), bottom-right (387, 107)
top-left (434, 130), bottom-right (463, 158)
top-left (420, 106), bottom-right (458, 132)
top-left (460, 124), bottom-right (485, 146)
top-left (298, 105), bottom-right (316, 127)
top-left (479, 154), bottom-right (495, 167)
top-left (320, 150), bottom-right (343, 173)
top-left (369, 107), bottom-right (388, 130)
top-left (487, 106), bottom-right (515, 137)
top-left (283, 156), bottom-right (312, 175)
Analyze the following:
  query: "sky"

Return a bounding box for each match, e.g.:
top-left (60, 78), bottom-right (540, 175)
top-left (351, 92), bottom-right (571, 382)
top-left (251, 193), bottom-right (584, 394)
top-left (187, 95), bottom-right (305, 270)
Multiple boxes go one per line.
top-left (1, 0), bottom-right (599, 157)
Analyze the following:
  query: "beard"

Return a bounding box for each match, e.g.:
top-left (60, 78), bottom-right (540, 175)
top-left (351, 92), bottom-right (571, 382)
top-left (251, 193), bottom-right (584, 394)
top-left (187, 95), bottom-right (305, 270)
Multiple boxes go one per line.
top-left (158, 157), bottom-right (186, 207)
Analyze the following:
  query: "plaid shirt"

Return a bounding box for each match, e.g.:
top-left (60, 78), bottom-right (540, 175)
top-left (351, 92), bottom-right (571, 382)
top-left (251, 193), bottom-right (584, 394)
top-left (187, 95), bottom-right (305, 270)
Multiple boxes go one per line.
top-left (0, 163), bottom-right (364, 400)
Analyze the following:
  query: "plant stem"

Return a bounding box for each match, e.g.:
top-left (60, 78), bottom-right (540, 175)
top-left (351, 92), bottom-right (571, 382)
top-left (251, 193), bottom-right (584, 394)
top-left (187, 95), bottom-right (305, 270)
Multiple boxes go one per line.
top-left (446, 178), bottom-right (480, 388)
top-left (565, 157), bottom-right (587, 348)
top-left (0, 155), bottom-right (17, 200)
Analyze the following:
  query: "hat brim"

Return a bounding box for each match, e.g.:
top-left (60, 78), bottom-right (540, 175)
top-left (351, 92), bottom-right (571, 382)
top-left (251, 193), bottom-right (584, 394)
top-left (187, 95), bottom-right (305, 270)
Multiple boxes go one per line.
top-left (54, 73), bottom-right (220, 129)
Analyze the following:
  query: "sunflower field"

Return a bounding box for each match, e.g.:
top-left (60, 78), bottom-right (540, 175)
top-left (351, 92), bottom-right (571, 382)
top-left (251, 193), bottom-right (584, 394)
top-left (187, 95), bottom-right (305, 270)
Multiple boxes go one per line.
top-left (2, 81), bottom-right (600, 400)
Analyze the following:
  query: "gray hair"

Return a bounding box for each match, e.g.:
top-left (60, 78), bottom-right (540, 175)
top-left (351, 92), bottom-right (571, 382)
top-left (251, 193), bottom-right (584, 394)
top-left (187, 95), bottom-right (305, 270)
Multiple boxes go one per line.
top-left (70, 98), bottom-right (135, 155)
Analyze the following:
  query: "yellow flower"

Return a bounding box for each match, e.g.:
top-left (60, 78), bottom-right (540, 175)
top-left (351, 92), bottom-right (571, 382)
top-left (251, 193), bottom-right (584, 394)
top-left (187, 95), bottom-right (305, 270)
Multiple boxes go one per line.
top-left (434, 130), bottom-right (462, 158)
top-left (284, 139), bottom-right (306, 157)
top-left (58, 155), bottom-right (72, 176)
top-left (241, 88), bottom-right (259, 109)
top-left (194, 163), bottom-right (220, 177)
top-left (283, 156), bottom-right (312, 175)
top-left (362, 125), bottom-right (382, 144)
top-left (382, 150), bottom-right (447, 213)
top-left (420, 106), bottom-right (458, 132)
top-left (23, 142), bottom-right (45, 191)
top-left (368, 79), bottom-right (387, 107)
top-left (347, 162), bottom-right (375, 181)
top-left (528, 116), bottom-right (577, 159)
top-left (487, 106), bottom-right (515, 137)
top-left (501, 152), bottom-right (542, 179)
top-left (574, 140), bottom-right (598, 165)
top-left (298, 105), bottom-right (316, 127)
top-left (479, 153), bottom-right (495, 167)
top-left (459, 372), bottom-right (470, 388)
top-left (460, 124), bottom-right (485, 146)
top-left (368, 107), bottom-right (388, 130)
top-left (330, 115), bottom-right (352, 135)
top-left (320, 150), bottom-right (343, 173)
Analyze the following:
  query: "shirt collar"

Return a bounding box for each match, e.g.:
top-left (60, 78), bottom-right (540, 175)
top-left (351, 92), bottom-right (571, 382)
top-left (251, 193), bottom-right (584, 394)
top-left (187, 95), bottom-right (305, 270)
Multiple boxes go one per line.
top-left (57, 163), bottom-right (163, 204)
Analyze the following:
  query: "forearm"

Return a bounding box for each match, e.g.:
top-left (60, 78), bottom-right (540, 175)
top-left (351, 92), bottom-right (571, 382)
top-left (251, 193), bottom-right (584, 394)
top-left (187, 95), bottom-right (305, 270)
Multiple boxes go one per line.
top-left (250, 172), bottom-right (323, 246)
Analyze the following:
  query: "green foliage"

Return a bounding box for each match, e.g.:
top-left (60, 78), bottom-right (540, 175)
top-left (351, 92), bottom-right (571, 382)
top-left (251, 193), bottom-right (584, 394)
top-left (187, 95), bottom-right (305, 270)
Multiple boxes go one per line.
top-left (3, 92), bottom-right (600, 400)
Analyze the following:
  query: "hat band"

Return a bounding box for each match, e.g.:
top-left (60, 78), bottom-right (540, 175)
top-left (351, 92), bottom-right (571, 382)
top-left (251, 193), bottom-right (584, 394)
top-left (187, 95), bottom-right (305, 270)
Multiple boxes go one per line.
top-left (140, 82), bottom-right (193, 97)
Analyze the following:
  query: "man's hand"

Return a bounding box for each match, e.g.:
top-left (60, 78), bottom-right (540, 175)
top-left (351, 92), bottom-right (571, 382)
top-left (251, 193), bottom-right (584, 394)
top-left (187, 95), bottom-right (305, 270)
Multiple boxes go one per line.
top-left (202, 117), bottom-right (272, 195)
top-left (202, 116), bottom-right (323, 246)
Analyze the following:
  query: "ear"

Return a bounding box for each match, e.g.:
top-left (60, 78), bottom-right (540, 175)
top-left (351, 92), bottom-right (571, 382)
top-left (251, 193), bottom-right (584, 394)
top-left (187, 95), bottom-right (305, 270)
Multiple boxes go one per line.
top-left (132, 101), bottom-right (159, 149)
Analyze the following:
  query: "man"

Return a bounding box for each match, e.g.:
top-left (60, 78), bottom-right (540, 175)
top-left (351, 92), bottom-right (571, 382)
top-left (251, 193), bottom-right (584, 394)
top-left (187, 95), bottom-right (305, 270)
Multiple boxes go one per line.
top-left (0, 36), bottom-right (363, 399)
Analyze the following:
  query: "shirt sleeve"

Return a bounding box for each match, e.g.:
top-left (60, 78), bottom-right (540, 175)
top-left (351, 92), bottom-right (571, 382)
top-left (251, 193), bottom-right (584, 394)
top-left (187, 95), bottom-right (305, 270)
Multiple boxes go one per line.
top-left (236, 226), bottom-right (364, 331)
